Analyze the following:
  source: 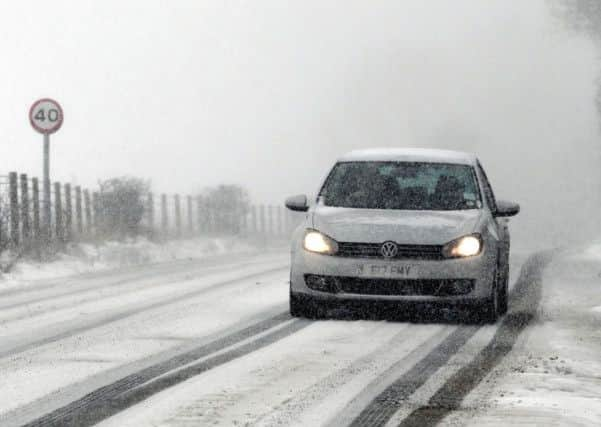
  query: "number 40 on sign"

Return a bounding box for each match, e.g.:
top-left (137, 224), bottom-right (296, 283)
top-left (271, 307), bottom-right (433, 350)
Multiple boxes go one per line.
top-left (29, 98), bottom-right (63, 135)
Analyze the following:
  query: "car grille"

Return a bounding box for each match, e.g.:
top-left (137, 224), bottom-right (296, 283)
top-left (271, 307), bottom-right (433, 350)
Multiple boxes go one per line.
top-left (336, 242), bottom-right (444, 260)
top-left (304, 275), bottom-right (474, 296)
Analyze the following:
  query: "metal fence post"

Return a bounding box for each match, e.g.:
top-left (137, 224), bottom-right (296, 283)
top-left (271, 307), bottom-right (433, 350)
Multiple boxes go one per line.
top-left (20, 174), bottom-right (30, 246)
top-left (64, 184), bottom-right (72, 241)
top-left (284, 208), bottom-right (290, 234)
top-left (32, 178), bottom-right (40, 243)
top-left (147, 192), bottom-right (154, 237)
top-left (75, 186), bottom-right (83, 235)
top-left (54, 182), bottom-right (63, 242)
top-left (161, 194), bottom-right (168, 237)
top-left (174, 194), bottom-right (181, 238)
top-left (84, 190), bottom-right (92, 236)
top-left (92, 191), bottom-right (100, 237)
top-left (9, 172), bottom-right (19, 247)
top-left (206, 200), bottom-right (213, 233)
top-left (241, 208), bottom-right (248, 234)
top-left (196, 196), bottom-right (204, 235)
top-left (277, 206), bottom-right (283, 236)
top-left (249, 205), bottom-right (256, 233)
top-left (207, 199), bottom-right (212, 234)
top-left (268, 205), bottom-right (274, 235)
top-left (187, 195), bottom-right (193, 236)
top-left (288, 210), bottom-right (295, 234)
top-left (259, 205), bottom-right (266, 235)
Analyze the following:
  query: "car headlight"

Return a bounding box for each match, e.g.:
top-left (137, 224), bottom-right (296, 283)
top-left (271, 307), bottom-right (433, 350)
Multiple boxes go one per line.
top-left (303, 230), bottom-right (338, 255)
top-left (443, 234), bottom-right (483, 258)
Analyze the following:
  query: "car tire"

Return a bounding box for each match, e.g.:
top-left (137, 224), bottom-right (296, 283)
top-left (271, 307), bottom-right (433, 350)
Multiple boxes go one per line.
top-left (498, 261), bottom-right (509, 315)
top-left (289, 292), bottom-right (326, 319)
top-left (478, 273), bottom-right (500, 324)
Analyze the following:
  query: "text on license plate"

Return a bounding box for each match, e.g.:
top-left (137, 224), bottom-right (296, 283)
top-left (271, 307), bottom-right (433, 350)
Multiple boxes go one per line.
top-left (358, 264), bottom-right (415, 277)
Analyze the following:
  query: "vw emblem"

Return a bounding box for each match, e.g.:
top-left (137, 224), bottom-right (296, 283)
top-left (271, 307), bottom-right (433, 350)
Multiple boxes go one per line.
top-left (380, 241), bottom-right (399, 258)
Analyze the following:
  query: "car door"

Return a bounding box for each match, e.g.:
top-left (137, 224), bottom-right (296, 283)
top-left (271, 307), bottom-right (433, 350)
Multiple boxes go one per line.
top-left (476, 162), bottom-right (510, 271)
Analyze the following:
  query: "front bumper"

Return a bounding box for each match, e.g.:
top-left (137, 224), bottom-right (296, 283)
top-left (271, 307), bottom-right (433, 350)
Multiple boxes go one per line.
top-left (290, 249), bottom-right (496, 302)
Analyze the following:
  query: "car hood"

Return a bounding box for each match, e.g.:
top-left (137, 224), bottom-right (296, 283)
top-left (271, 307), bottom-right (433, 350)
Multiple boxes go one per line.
top-left (311, 206), bottom-right (483, 245)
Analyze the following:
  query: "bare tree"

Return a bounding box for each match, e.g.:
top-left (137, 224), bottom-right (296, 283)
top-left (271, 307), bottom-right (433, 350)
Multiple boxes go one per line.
top-left (550, 0), bottom-right (601, 40)
top-left (98, 176), bottom-right (151, 238)
top-left (198, 184), bottom-right (250, 234)
top-left (550, 0), bottom-right (601, 119)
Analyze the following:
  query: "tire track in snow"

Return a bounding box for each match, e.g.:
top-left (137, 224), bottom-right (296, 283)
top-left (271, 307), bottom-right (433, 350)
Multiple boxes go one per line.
top-left (347, 251), bottom-right (552, 427)
top-left (0, 265), bottom-right (287, 360)
top-left (23, 313), bottom-right (309, 427)
top-left (395, 251), bottom-right (552, 427)
top-left (0, 259), bottom-right (277, 324)
top-left (254, 324), bottom-right (452, 427)
top-left (348, 326), bottom-right (480, 427)
top-left (0, 307), bottom-right (287, 427)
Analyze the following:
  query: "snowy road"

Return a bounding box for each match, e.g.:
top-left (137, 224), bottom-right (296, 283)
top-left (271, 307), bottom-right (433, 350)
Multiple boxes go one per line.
top-left (1, 247), bottom-right (599, 426)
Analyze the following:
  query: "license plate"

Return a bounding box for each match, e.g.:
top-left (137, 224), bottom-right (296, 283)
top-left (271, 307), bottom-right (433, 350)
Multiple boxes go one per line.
top-left (357, 264), bottom-right (415, 277)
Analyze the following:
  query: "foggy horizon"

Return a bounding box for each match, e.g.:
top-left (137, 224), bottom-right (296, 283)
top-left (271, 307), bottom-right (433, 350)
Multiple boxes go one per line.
top-left (1, 0), bottom-right (600, 247)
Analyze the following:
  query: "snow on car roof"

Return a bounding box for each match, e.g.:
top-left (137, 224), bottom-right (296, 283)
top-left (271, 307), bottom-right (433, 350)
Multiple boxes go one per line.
top-left (338, 148), bottom-right (478, 165)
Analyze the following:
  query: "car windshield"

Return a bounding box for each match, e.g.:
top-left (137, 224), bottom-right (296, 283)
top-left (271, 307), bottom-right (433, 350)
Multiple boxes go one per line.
top-left (320, 161), bottom-right (481, 210)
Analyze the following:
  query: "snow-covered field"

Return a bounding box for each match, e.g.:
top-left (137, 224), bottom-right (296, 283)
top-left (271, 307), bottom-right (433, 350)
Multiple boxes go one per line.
top-left (1, 243), bottom-right (600, 427)
top-left (0, 236), bottom-right (259, 292)
top-left (0, 248), bottom-right (289, 426)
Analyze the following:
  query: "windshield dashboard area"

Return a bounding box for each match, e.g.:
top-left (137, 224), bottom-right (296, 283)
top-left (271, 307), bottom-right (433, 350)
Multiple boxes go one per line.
top-left (319, 161), bottom-right (482, 211)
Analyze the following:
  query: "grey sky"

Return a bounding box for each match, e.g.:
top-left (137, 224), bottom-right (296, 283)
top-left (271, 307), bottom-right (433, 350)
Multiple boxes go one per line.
top-left (0, 0), bottom-right (599, 246)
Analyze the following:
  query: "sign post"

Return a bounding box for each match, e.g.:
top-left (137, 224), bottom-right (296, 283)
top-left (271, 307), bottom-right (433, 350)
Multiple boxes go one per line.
top-left (29, 98), bottom-right (63, 245)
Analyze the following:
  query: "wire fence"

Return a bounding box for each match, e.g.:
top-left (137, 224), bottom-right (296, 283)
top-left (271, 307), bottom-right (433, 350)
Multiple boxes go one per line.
top-left (0, 171), bottom-right (304, 255)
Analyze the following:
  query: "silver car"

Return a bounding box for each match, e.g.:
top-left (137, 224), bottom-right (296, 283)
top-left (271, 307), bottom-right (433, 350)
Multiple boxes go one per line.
top-left (285, 148), bottom-right (519, 322)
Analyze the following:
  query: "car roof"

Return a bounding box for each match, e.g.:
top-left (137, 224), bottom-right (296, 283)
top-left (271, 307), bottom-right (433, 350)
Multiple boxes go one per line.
top-left (337, 148), bottom-right (478, 166)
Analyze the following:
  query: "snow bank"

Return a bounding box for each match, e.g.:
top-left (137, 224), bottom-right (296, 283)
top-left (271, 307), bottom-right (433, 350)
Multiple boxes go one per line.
top-left (0, 236), bottom-right (261, 291)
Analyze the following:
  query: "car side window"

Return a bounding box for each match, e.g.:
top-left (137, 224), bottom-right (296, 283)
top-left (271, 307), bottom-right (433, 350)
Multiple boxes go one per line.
top-left (477, 163), bottom-right (497, 212)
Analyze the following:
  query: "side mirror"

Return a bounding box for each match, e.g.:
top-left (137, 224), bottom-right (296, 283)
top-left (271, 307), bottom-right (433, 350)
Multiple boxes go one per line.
top-left (494, 200), bottom-right (520, 217)
top-left (285, 194), bottom-right (309, 212)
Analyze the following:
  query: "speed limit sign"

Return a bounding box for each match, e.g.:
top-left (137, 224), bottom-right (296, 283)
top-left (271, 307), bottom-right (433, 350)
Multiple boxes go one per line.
top-left (30, 97), bottom-right (63, 242)
top-left (29, 98), bottom-right (63, 134)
